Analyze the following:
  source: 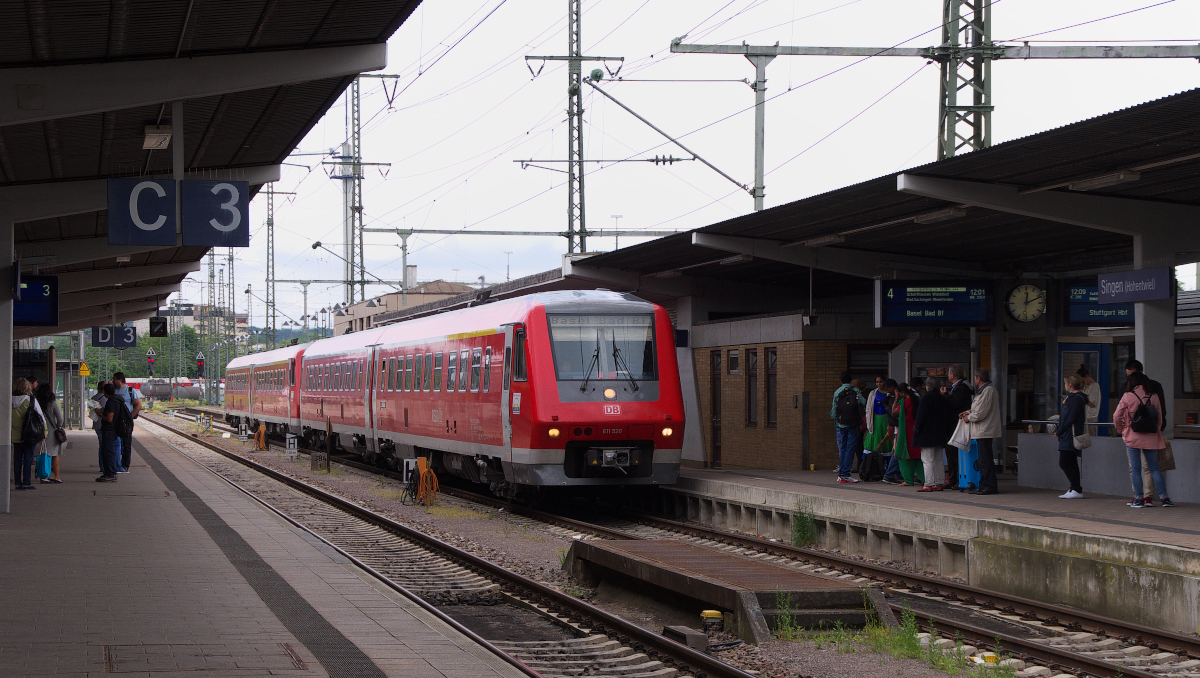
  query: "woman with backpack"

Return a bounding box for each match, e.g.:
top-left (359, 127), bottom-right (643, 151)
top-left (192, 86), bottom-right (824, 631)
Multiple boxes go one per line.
top-left (1113, 371), bottom-right (1173, 508)
top-left (1056, 374), bottom-right (1088, 499)
top-left (35, 383), bottom-right (65, 484)
top-left (11, 377), bottom-right (45, 491)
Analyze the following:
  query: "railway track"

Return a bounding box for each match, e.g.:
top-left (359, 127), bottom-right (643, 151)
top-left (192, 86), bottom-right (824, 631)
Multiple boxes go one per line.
top-left (154, 409), bottom-right (1198, 678)
top-left (142, 415), bottom-right (752, 678)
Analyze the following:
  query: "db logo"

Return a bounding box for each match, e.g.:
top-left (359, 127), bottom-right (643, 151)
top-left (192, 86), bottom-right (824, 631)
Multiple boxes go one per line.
top-left (603, 404), bottom-right (621, 415)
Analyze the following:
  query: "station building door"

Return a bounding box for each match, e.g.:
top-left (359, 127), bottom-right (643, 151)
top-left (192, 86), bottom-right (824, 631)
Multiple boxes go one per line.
top-left (1060, 343), bottom-right (1111, 431)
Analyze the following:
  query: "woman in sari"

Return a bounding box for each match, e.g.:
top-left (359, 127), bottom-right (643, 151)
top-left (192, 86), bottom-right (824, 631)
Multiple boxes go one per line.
top-left (892, 383), bottom-right (925, 486)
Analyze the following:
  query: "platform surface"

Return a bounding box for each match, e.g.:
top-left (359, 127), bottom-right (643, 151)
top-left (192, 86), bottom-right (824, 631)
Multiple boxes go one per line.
top-left (0, 428), bottom-right (526, 678)
top-left (680, 465), bottom-right (1200, 551)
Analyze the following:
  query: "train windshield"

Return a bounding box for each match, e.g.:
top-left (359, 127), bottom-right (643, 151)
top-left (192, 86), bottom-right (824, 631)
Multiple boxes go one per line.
top-left (547, 314), bottom-right (656, 381)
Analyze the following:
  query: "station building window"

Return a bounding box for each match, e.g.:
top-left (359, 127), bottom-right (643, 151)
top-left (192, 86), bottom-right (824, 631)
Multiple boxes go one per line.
top-left (766, 347), bottom-right (778, 428)
top-left (728, 349), bottom-right (740, 375)
top-left (746, 349), bottom-right (758, 426)
top-left (848, 346), bottom-right (889, 385)
top-left (1182, 341), bottom-right (1200, 396)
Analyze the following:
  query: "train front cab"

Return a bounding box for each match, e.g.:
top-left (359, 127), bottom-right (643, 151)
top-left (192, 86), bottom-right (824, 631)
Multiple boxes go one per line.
top-left (502, 297), bottom-right (684, 489)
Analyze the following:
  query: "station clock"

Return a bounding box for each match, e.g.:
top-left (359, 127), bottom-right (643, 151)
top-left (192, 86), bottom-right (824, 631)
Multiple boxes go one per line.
top-left (1006, 284), bottom-right (1046, 322)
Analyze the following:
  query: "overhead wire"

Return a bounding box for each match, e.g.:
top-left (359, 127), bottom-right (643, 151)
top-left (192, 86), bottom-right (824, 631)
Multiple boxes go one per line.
top-left (1001, 0), bottom-right (1180, 42)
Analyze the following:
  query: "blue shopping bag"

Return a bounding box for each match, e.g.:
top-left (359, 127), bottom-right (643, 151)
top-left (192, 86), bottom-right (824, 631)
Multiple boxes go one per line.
top-left (35, 453), bottom-right (51, 480)
top-left (958, 440), bottom-right (981, 490)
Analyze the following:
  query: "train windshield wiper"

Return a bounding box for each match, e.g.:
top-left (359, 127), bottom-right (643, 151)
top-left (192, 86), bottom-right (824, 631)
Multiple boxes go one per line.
top-left (611, 343), bottom-right (640, 393)
top-left (579, 348), bottom-right (600, 392)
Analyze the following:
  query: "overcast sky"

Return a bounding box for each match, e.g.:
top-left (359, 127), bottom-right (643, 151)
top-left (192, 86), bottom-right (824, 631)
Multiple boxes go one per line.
top-left (175, 0), bottom-right (1200, 324)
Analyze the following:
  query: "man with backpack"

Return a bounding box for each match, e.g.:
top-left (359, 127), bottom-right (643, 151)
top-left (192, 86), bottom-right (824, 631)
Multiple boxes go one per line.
top-left (831, 371), bottom-right (866, 484)
top-left (98, 383), bottom-right (131, 482)
top-left (111, 372), bottom-right (142, 474)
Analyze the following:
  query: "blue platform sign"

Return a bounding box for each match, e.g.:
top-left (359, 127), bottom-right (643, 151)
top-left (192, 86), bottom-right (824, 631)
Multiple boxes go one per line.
top-left (182, 180), bottom-right (249, 247)
top-left (1064, 283), bottom-right (1134, 326)
top-left (1097, 267), bottom-right (1172, 304)
top-left (874, 280), bottom-right (993, 328)
top-left (107, 179), bottom-right (176, 245)
top-left (91, 325), bottom-right (137, 349)
top-left (14, 275), bottom-right (58, 327)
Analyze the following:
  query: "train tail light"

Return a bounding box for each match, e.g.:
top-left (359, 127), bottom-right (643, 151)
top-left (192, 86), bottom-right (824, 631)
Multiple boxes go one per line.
top-left (547, 428), bottom-right (561, 438)
top-left (662, 427), bottom-right (673, 437)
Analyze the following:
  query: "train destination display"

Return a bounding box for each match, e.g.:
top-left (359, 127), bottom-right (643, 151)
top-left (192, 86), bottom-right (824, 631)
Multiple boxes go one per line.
top-left (874, 280), bottom-right (993, 328)
top-left (1064, 282), bottom-right (1134, 326)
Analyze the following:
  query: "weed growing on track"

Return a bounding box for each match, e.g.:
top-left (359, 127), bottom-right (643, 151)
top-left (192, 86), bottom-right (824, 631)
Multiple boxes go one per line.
top-left (774, 591), bottom-right (802, 640)
top-left (790, 500), bottom-right (818, 547)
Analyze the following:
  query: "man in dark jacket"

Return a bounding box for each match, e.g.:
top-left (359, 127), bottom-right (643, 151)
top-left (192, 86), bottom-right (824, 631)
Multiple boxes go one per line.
top-left (913, 377), bottom-right (952, 491)
top-left (944, 364), bottom-right (973, 486)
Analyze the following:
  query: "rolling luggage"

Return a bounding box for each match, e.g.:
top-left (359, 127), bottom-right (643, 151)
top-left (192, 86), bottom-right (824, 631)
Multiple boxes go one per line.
top-left (958, 440), bottom-right (981, 491)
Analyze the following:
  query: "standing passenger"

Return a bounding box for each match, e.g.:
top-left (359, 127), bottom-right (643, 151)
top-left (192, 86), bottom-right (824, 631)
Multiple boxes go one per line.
top-left (1113, 371), bottom-right (1173, 508)
top-left (1077, 365), bottom-right (1101, 423)
top-left (1124, 360), bottom-right (1163, 506)
top-left (831, 371), bottom-right (865, 484)
top-left (35, 383), bottom-right (65, 484)
top-left (890, 384), bottom-right (924, 486)
top-left (860, 376), bottom-right (891, 481)
top-left (959, 368), bottom-right (1001, 495)
top-left (1056, 374), bottom-right (1088, 499)
top-left (111, 372), bottom-right (141, 473)
top-left (11, 378), bottom-right (44, 491)
top-left (913, 377), bottom-right (950, 492)
top-left (97, 383), bottom-right (123, 483)
top-left (89, 381), bottom-right (108, 472)
top-left (944, 365), bottom-right (972, 486)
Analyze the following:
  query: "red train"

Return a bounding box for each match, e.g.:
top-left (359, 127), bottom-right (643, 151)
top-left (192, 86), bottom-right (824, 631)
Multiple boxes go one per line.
top-left (223, 291), bottom-right (684, 497)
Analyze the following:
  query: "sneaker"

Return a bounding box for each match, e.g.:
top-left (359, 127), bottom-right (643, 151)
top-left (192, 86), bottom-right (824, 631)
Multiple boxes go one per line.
top-left (21, 484), bottom-right (35, 490)
top-left (1143, 497), bottom-right (1154, 507)
top-left (1126, 497), bottom-right (1139, 506)
top-left (1129, 499), bottom-right (1144, 508)
top-left (837, 476), bottom-right (859, 484)
top-left (1161, 498), bottom-right (1175, 507)
top-left (1059, 490), bottom-right (1084, 499)
top-left (116, 469), bottom-right (130, 474)
top-left (881, 476), bottom-right (901, 485)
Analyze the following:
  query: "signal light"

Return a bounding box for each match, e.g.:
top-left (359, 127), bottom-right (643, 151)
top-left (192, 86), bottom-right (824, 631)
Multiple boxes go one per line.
top-left (197, 358), bottom-right (205, 377)
top-left (547, 428), bottom-right (561, 438)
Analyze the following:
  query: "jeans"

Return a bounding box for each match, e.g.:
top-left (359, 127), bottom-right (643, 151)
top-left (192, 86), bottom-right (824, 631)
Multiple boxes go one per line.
top-left (920, 447), bottom-right (944, 487)
top-left (13, 441), bottom-right (35, 487)
top-left (943, 445), bottom-right (958, 484)
top-left (95, 429), bottom-right (104, 469)
top-left (976, 438), bottom-right (999, 492)
top-left (101, 430), bottom-right (122, 477)
top-left (120, 429), bottom-right (133, 471)
top-left (1127, 446), bottom-right (1167, 499)
top-left (836, 427), bottom-right (861, 478)
top-left (884, 455), bottom-right (901, 479)
top-left (1058, 449), bottom-right (1082, 493)
top-left (1127, 451), bottom-right (1154, 500)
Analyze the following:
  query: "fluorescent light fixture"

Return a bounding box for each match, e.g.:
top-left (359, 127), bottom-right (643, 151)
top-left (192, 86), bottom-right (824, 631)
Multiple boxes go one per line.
top-left (142, 125), bottom-right (172, 150)
top-left (719, 254), bottom-right (753, 265)
top-left (654, 270), bottom-right (682, 279)
top-left (914, 207), bottom-right (967, 224)
top-left (115, 255), bottom-right (131, 263)
top-left (1069, 171), bottom-right (1141, 192)
top-left (804, 234), bottom-right (846, 247)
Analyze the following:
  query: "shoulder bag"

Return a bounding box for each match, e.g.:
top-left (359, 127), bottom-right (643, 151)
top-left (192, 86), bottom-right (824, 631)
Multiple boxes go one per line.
top-left (1158, 440), bottom-right (1176, 472)
top-left (1069, 394), bottom-right (1091, 450)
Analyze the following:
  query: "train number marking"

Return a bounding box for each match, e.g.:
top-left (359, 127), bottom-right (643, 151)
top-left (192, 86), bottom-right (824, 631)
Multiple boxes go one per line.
top-left (602, 428), bottom-right (622, 434)
top-left (603, 404), bottom-right (621, 415)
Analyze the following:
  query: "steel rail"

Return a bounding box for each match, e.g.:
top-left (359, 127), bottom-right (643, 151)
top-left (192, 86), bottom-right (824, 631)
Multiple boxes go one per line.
top-left (147, 416), bottom-right (755, 678)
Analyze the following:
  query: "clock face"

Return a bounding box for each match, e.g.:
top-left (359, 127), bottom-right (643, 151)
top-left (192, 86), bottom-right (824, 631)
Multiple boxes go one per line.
top-left (1007, 284), bottom-right (1046, 322)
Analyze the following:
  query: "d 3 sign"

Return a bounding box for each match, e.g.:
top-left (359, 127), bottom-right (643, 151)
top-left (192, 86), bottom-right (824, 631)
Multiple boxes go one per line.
top-left (107, 179), bottom-right (176, 245)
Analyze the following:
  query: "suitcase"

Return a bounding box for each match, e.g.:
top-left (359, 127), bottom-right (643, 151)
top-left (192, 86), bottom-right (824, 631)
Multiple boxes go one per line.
top-left (35, 453), bottom-right (51, 480)
top-left (958, 440), bottom-right (981, 490)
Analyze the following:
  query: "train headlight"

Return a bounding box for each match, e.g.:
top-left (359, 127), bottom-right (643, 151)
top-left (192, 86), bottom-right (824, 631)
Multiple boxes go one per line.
top-left (662, 427), bottom-right (673, 437)
top-left (548, 428), bottom-right (561, 438)
top-left (603, 388), bottom-right (616, 399)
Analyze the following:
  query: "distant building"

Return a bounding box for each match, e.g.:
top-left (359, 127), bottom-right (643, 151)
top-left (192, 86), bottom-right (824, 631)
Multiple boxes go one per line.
top-left (332, 280), bottom-right (475, 335)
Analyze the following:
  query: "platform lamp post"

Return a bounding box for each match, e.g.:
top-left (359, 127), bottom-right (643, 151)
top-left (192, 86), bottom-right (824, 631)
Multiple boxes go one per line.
top-left (244, 285), bottom-right (252, 352)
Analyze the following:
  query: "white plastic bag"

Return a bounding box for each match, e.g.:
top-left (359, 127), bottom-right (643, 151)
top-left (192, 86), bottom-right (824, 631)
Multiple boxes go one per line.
top-left (949, 418), bottom-right (971, 450)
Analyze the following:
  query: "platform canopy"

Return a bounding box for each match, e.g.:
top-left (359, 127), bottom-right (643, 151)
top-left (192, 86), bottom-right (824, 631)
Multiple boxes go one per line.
top-left (576, 86), bottom-right (1200, 291)
top-left (2, 0), bottom-right (419, 340)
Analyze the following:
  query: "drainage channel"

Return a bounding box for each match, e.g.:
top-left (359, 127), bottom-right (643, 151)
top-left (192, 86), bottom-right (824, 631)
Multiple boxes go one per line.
top-left (142, 417), bottom-right (752, 678)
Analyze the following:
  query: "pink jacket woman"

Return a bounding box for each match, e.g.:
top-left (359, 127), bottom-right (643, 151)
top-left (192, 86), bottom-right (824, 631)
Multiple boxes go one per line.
top-left (1113, 385), bottom-right (1165, 450)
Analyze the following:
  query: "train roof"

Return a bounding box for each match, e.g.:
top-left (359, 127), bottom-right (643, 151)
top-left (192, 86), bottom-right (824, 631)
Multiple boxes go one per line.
top-left (226, 343), bottom-right (311, 370)
top-left (301, 290), bottom-right (656, 359)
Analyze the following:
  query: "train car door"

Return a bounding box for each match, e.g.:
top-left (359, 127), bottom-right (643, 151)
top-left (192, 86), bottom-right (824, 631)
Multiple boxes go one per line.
top-left (288, 359), bottom-right (301, 432)
top-left (366, 346), bottom-right (378, 454)
top-left (501, 325), bottom-right (514, 466)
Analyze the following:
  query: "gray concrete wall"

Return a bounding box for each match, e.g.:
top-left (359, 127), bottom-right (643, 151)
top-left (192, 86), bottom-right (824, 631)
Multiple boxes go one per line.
top-left (1018, 433), bottom-right (1200, 502)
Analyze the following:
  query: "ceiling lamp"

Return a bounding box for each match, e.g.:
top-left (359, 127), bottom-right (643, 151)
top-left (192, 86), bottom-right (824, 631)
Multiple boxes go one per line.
top-left (719, 254), bottom-right (753, 265)
top-left (913, 207), bottom-right (967, 224)
top-left (804, 234), bottom-right (846, 247)
top-left (654, 270), bottom-right (682, 279)
top-left (1069, 171), bottom-right (1141, 192)
top-left (142, 125), bottom-right (173, 150)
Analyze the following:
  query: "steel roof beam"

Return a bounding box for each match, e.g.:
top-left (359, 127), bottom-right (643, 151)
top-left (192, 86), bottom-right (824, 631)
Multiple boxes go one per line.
top-left (55, 261), bottom-right (202, 294)
top-left (896, 174), bottom-right (1198, 240)
top-left (54, 300), bottom-right (160, 327)
top-left (0, 44), bottom-right (387, 127)
top-left (59, 283), bottom-right (180, 311)
top-left (690, 232), bottom-right (988, 279)
top-left (15, 305), bottom-right (158, 341)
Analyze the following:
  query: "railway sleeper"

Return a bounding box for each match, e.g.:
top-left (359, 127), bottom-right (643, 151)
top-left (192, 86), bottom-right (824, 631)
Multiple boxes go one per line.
top-left (495, 640), bottom-right (627, 656)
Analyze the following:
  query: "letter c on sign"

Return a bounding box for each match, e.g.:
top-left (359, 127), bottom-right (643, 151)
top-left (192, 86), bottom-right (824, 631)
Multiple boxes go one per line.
top-left (209, 183), bottom-right (242, 232)
top-left (129, 181), bottom-right (167, 231)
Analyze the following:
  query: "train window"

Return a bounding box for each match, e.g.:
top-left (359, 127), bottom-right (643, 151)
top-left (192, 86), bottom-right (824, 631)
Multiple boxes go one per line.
top-left (513, 328), bottom-right (527, 381)
top-left (334, 363), bottom-right (341, 391)
top-left (459, 349), bottom-right (470, 392)
top-left (423, 354), bottom-right (433, 391)
top-left (414, 354), bottom-right (424, 394)
top-left (404, 355), bottom-right (413, 392)
top-left (483, 347), bottom-right (492, 392)
top-left (470, 348), bottom-right (482, 392)
top-left (433, 353), bottom-right (443, 391)
top-left (503, 347), bottom-right (512, 389)
top-left (351, 361), bottom-right (357, 391)
top-left (322, 364), bottom-right (328, 390)
top-left (447, 351), bottom-right (457, 391)
top-left (290, 362), bottom-right (296, 386)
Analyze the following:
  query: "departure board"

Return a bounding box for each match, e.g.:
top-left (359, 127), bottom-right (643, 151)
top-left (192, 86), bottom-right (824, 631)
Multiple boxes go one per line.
top-left (874, 280), bottom-right (992, 328)
top-left (1064, 282), bottom-right (1134, 326)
